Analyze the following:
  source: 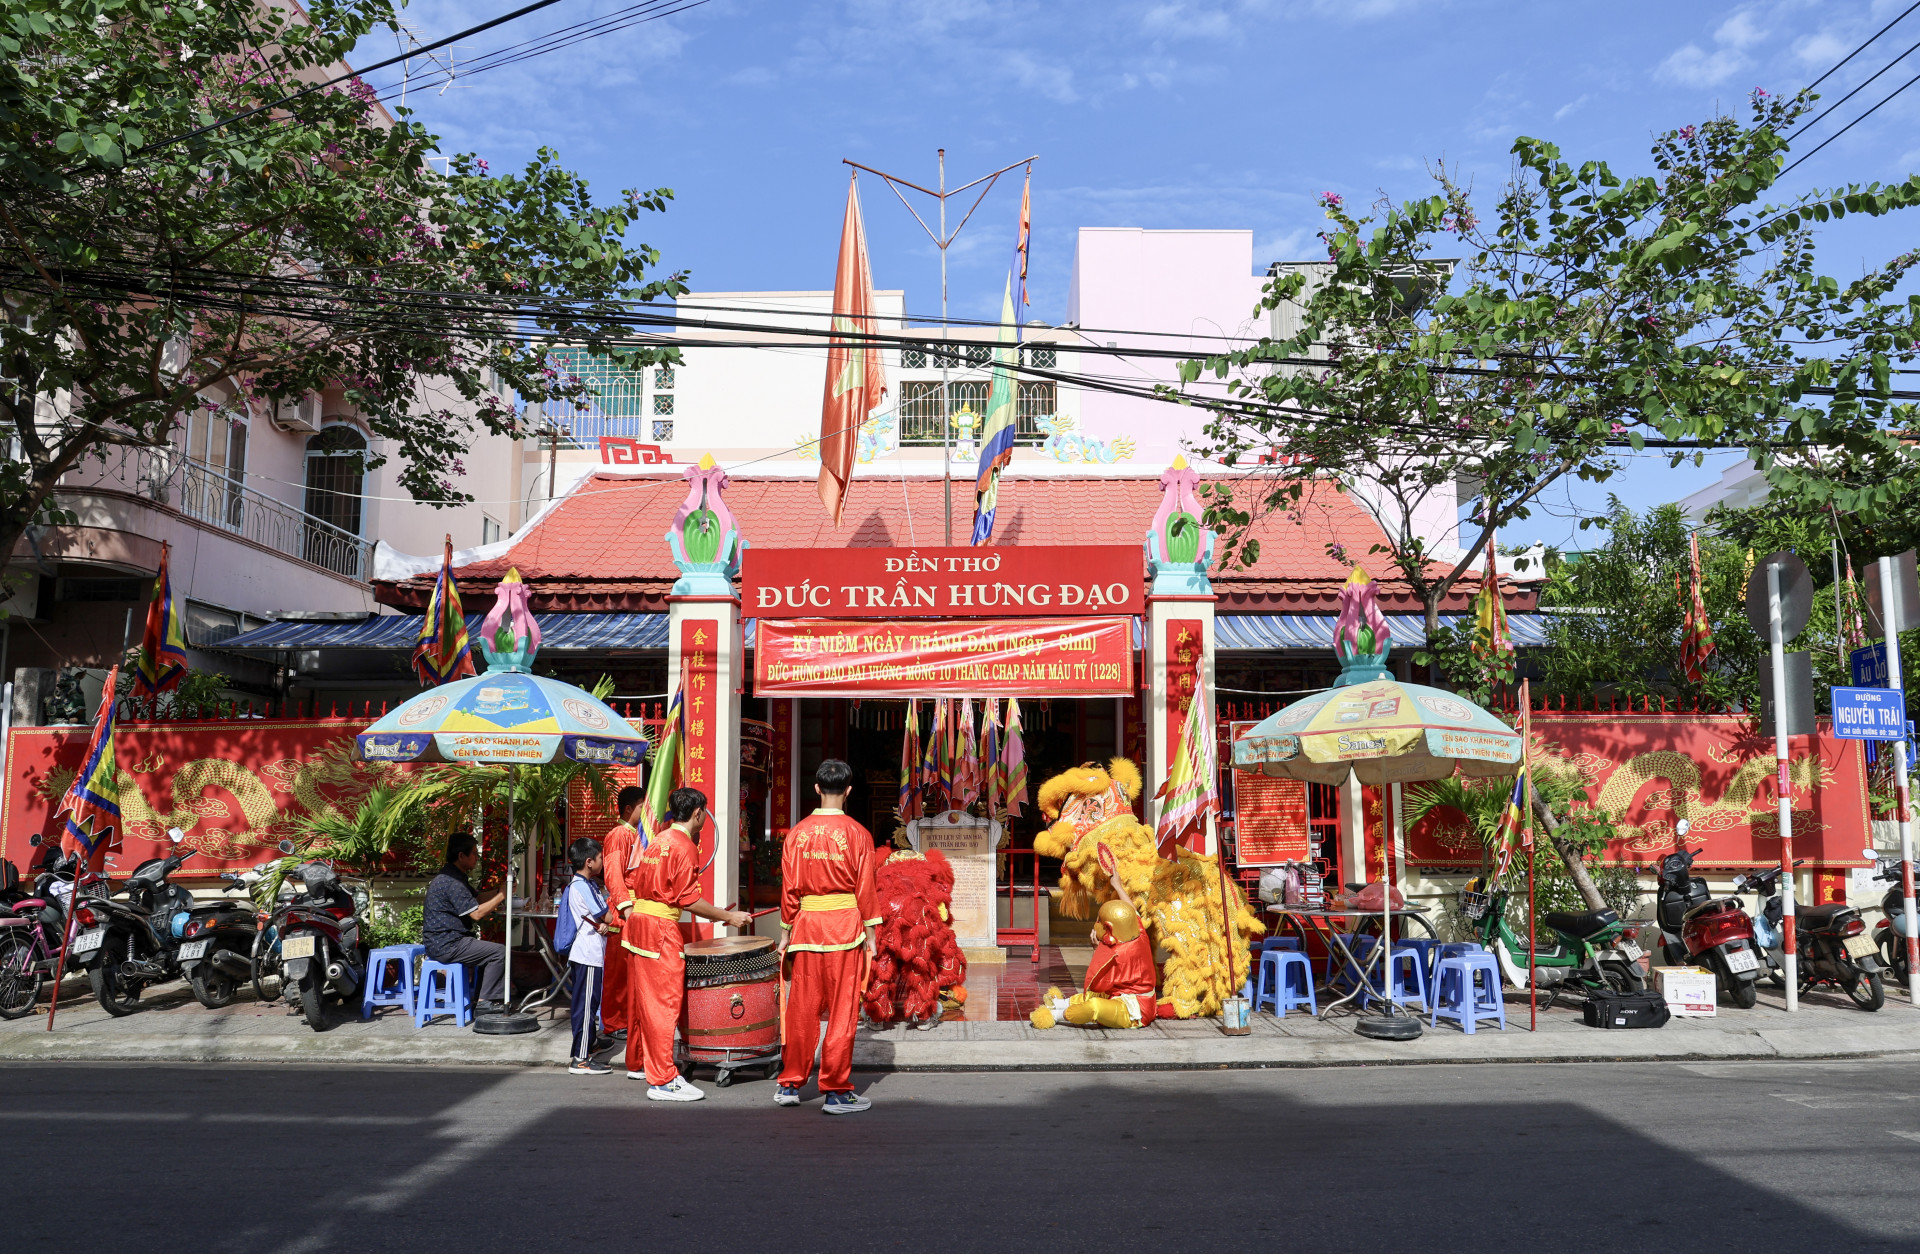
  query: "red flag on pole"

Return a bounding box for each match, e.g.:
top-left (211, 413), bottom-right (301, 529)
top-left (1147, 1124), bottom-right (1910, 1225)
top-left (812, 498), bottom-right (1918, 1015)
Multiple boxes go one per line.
top-left (817, 173), bottom-right (888, 527)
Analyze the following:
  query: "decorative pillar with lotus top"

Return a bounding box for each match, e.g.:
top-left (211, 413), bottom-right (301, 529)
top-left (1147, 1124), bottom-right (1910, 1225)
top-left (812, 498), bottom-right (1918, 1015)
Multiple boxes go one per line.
top-left (1144, 455), bottom-right (1219, 854)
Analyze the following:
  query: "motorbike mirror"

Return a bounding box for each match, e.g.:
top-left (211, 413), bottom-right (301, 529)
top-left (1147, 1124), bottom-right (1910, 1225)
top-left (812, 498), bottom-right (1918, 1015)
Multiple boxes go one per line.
top-left (1865, 847), bottom-right (1880, 861)
top-left (1675, 819), bottom-right (1691, 838)
top-left (277, 840), bottom-right (295, 854)
top-left (166, 828), bottom-right (184, 845)
top-left (27, 834), bottom-right (40, 846)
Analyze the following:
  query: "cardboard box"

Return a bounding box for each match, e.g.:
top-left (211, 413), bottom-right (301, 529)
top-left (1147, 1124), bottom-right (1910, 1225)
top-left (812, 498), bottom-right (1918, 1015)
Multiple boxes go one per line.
top-left (1654, 966), bottom-right (1716, 1017)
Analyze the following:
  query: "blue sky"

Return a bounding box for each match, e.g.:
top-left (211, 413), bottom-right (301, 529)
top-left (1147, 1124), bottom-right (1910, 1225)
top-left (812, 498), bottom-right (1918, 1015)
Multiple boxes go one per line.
top-left (373, 0), bottom-right (1920, 549)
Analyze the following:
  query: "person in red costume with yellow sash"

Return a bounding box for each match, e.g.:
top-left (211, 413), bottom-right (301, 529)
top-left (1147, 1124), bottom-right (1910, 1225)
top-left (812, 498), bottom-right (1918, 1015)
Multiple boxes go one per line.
top-left (623, 786), bottom-right (751, 1102)
top-left (598, 785), bottom-right (647, 1042)
top-left (774, 759), bottom-right (881, 1115)
top-left (1030, 871), bottom-right (1160, 1030)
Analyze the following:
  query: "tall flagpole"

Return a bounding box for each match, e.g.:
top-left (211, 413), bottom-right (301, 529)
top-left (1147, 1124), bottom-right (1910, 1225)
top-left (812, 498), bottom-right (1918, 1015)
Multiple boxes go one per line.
top-left (1523, 678), bottom-right (1536, 1032)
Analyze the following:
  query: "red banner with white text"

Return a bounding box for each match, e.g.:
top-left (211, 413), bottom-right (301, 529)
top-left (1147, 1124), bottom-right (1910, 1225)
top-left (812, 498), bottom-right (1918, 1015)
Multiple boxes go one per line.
top-left (1404, 711), bottom-right (1872, 871)
top-left (753, 617), bottom-right (1135, 698)
top-left (2, 719), bottom-right (390, 879)
top-left (740, 545), bottom-right (1143, 618)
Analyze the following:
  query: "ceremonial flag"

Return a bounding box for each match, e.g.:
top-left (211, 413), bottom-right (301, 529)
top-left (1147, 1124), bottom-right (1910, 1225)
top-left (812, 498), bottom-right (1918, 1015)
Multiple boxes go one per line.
top-left (132, 546), bottom-right (189, 697)
top-left (59, 666), bottom-right (124, 866)
top-left (1470, 533), bottom-right (1513, 676)
top-left (1015, 168), bottom-right (1031, 313)
top-left (981, 699), bottom-right (1002, 819)
top-left (1003, 698), bottom-right (1028, 819)
top-left (1678, 530), bottom-right (1716, 683)
top-left (971, 273), bottom-right (1020, 545)
top-left (817, 173), bottom-right (888, 528)
top-left (413, 535), bottom-right (477, 686)
top-left (641, 678), bottom-right (686, 837)
top-left (1153, 670), bottom-right (1218, 858)
top-left (898, 698), bottom-right (922, 824)
top-left (922, 698), bottom-right (949, 814)
top-left (1489, 767), bottom-right (1527, 882)
top-left (955, 697), bottom-right (981, 809)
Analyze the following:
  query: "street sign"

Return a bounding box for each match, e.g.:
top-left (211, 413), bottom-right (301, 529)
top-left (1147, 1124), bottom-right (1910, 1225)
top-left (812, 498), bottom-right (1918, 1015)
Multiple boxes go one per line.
top-left (1852, 643), bottom-right (1890, 687)
top-left (1760, 651), bottom-right (1815, 738)
top-left (1831, 686), bottom-right (1908, 740)
top-left (1865, 549), bottom-right (1920, 636)
top-left (1745, 551), bottom-right (1813, 642)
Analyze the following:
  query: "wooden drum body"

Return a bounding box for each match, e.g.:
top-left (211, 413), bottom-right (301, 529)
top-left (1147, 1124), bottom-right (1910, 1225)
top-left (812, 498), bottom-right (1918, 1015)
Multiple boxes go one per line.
top-left (679, 936), bottom-right (780, 1064)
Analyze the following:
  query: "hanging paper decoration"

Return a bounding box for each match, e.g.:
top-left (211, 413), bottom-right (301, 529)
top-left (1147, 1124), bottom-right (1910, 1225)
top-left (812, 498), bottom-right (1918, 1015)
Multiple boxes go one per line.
top-left (59, 666), bottom-right (124, 866)
top-left (1002, 697), bottom-right (1029, 819)
top-left (956, 697), bottom-right (982, 809)
top-left (1678, 530), bottom-right (1716, 683)
top-left (898, 698), bottom-right (923, 824)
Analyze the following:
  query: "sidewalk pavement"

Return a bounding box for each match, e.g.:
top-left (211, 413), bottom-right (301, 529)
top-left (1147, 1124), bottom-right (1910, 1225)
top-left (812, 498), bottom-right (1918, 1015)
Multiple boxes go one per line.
top-left (5, 974), bottom-right (1919, 1072)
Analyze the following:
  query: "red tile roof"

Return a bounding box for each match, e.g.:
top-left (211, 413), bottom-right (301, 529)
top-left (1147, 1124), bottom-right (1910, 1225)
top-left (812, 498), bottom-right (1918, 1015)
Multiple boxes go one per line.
top-left (374, 472), bottom-right (1532, 615)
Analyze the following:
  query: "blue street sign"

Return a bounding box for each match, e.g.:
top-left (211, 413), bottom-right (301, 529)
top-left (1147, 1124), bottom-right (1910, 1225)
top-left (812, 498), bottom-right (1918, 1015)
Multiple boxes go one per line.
top-left (1852, 643), bottom-right (1890, 687)
top-left (1831, 686), bottom-right (1908, 740)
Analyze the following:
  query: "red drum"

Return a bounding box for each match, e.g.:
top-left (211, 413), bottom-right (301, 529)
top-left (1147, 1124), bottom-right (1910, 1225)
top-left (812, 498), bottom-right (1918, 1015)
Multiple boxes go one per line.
top-left (679, 936), bottom-right (780, 1067)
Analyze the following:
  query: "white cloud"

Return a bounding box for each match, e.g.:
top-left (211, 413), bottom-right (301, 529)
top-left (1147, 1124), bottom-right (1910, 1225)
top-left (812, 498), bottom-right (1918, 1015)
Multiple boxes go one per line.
top-left (1715, 8), bottom-right (1768, 49)
top-left (1142, 3), bottom-right (1235, 38)
top-left (1553, 93), bottom-right (1590, 121)
top-left (1656, 5), bottom-right (1771, 89)
top-left (1004, 51), bottom-right (1079, 102)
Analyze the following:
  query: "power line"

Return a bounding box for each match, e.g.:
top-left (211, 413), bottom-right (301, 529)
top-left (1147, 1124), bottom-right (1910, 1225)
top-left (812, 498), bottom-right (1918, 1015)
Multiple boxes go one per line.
top-left (1786, 33), bottom-right (1920, 142)
top-left (1802, 1), bottom-right (1920, 94)
top-left (1781, 66), bottom-right (1920, 176)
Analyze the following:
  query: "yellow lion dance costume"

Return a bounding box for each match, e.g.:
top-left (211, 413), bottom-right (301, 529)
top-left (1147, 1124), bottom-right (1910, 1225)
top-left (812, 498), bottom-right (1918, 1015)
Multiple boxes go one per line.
top-left (1033, 758), bottom-right (1262, 1019)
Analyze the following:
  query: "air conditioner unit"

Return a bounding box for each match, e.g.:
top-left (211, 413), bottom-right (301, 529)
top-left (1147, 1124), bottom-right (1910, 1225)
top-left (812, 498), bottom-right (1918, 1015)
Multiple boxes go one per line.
top-left (271, 393), bottom-right (323, 432)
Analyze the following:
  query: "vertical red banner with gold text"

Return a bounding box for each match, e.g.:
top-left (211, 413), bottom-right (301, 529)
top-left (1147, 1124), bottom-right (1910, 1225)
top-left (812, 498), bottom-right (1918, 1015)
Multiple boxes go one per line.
top-left (1166, 619), bottom-right (1202, 851)
top-left (682, 619), bottom-right (721, 916)
top-left (769, 699), bottom-right (794, 843)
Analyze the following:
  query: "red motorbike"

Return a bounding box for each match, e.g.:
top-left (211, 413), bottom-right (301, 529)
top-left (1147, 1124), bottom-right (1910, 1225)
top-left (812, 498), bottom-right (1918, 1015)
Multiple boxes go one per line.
top-left (1656, 843), bottom-right (1763, 1009)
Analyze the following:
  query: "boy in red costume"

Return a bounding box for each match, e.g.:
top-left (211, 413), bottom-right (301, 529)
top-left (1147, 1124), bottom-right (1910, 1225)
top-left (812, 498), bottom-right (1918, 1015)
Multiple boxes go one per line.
top-left (774, 759), bottom-right (880, 1115)
top-left (622, 786), bottom-right (752, 1102)
top-left (1030, 871), bottom-right (1159, 1030)
top-left (598, 785), bottom-right (647, 1041)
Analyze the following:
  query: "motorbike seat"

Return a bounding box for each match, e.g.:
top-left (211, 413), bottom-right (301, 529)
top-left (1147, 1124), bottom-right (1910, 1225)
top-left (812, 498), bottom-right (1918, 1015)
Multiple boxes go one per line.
top-left (1795, 904), bottom-right (1852, 930)
top-left (1543, 908), bottom-right (1620, 940)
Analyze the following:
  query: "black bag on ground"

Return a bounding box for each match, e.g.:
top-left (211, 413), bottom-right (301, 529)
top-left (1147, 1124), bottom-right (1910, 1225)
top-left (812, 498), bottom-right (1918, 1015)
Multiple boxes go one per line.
top-left (1582, 988), bottom-right (1670, 1029)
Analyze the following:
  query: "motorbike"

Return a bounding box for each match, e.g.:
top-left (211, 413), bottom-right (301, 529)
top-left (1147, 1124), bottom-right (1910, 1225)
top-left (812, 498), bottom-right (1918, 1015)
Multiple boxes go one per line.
top-left (1461, 876), bottom-right (1646, 1006)
top-left (1740, 860), bottom-right (1883, 1010)
top-left (1870, 858), bottom-right (1916, 987)
top-left (255, 862), bottom-right (369, 1031)
top-left (0, 843), bottom-right (90, 1019)
top-left (1656, 841), bottom-right (1763, 1009)
top-left (69, 829), bottom-right (198, 1015)
top-left (176, 864), bottom-right (271, 1008)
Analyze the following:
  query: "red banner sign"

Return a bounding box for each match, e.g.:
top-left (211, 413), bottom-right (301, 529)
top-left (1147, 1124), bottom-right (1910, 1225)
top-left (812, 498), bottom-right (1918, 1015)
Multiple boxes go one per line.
top-left (1405, 711), bottom-right (1873, 870)
top-left (2, 718), bottom-right (387, 878)
top-left (739, 545), bottom-right (1143, 618)
top-left (1234, 773), bottom-right (1312, 866)
top-left (769, 699), bottom-right (794, 838)
top-left (754, 617), bottom-right (1135, 697)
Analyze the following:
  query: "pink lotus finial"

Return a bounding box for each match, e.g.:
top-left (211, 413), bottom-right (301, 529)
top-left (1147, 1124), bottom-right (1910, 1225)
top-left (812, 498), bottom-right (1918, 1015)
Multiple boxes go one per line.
top-left (1333, 566), bottom-right (1390, 663)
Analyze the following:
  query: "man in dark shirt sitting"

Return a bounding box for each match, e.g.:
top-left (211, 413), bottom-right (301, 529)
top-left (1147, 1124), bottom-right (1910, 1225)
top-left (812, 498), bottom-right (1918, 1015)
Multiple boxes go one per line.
top-left (423, 832), bottom-right (509, 1013)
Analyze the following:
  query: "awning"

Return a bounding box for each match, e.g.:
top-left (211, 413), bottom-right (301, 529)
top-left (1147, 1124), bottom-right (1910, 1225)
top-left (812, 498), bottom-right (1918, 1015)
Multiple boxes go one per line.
top-left (217, 612), bottom-right (670, 655)
top-left (1215, 613), bottom-right (1554, 651)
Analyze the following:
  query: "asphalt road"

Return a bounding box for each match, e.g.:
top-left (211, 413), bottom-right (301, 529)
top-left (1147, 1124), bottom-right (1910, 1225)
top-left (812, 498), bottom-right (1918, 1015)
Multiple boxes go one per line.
top-left (5, 1058), bottom-right (1919, 1253)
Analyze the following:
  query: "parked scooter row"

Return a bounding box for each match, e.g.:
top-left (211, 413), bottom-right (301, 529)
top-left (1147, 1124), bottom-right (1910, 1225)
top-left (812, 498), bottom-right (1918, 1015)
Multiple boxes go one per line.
top-left (1870, 858), bottom-right (1917, 987)
top-left (1, 829), bottom-right (369, 1031)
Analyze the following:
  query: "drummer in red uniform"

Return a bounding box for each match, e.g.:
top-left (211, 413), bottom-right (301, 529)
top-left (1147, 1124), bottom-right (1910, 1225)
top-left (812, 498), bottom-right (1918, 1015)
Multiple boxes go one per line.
top-left (623, 786), bottom-right (752, 1102)
top-left (774, 759), bottom-right (881, 1114)
top-left (599, 785), bottom-right (647, 1044)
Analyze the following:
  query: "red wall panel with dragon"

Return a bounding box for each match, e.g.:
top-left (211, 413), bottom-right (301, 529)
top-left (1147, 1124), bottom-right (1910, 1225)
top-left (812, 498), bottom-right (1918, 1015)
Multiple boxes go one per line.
top-left (1, 719), bottom-right (395, 878)
top-left (1404, 711), bottom-right (1872, 872)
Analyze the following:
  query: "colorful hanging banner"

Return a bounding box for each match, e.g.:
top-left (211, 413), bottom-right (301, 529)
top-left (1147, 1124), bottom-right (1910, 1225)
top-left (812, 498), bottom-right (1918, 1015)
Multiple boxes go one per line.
top-left (754, 617), bottom-right (1135, 697)
top-left (740, 545), bottom-right (1142, 618)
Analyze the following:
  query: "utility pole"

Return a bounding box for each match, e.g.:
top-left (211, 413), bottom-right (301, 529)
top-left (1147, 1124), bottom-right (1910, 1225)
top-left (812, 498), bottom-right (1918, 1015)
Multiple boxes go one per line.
top-left (843, 152), bottom-right (1036, 544)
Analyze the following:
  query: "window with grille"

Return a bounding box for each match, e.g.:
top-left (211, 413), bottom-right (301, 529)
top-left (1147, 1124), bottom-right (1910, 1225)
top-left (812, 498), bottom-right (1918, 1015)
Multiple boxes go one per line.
top-left (654, 366), bottom-right (675, 390)
top-left (304, 426), bottom-right (366, 538)
top-left (1022, 344), bottom-right (1056, 369)
top-left (899, 380), bottom-right (1050, 446)
top-left (901, 345), bottom-right (927, 369)
top-left (652, 394), bottom-right (675, 416)
top-left (1015, 383), bottom-right (1055, 443)
top-left (652, 419), bottom-right (674, 442)
top-left (543, 346), bottom-right (648, 440)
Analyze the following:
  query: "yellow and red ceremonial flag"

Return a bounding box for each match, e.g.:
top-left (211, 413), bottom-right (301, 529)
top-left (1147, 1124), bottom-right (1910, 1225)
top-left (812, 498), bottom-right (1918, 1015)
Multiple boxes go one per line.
top-left (1489, 766), bottom-right (1527, 882)
top-left (132, 545), bottom-right (189, 697)
top-left (817, 173), bottom-right (888, 527)
top-left (642, 675), bottom-right (686, 837)
top-left (1470, 534), bottom-right (1513, 676)
top-left (1153, 670), bottom-right (1218, 858)
top-left (413, 536), bottom-right (477, 686)
top-left (59, 666), bottom-right (124, 868)
top-left (1679, 530), bottom-right (1716, 683)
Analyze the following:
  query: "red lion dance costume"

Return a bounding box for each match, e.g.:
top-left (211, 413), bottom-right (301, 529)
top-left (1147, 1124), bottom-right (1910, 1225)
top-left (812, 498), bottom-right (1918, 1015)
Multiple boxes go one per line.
top-left (863, 848), bottom-right (968, 1027)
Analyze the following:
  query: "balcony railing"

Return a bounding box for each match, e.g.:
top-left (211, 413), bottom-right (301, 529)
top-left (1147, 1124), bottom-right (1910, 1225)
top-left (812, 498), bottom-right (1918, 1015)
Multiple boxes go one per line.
top-left (64, 446), bottom-right (372, 581)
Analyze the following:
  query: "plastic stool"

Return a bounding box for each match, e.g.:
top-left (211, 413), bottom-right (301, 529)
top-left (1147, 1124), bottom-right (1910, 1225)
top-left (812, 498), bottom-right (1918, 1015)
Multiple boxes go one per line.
top-left (1431, 952), bottom-right (1506, 1034)
top-left (414, 959), bottom-right (471, 1027)
top-left (361, 944), bottom-right (424, 1021)
top-left (1330, 934), bottom-right (1377, 1000)
top-left (1254, 949), bottom-right (1317, 1017)
top-left (1429, 941), bottom-right (1484, 987)
top-left (1257, 936), bottom-right (1302, 953)
top-left (1386, 946), bottom-right (1429, 1012)
top-left (1395, 938), bottom-right (1441, 985)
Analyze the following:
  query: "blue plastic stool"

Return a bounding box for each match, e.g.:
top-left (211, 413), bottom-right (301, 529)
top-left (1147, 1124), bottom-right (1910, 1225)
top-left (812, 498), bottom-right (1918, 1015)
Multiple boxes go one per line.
top-left (1431, 952), bottom-right (1506, 1034)
top-left (1258, 936), bottom-right (1302, 953)
top-left (1386, 946), bottom-right (1430, 1012)
top-left (1429, 941), bottom-right (1484, 987)
top-left (414, 959), bottom-right (471, 1027)
top-left (1395, 938), bottom-right (1442, 986)
top-left (361, 944), bottom-right (424, 1021)
top-left (1329, 934), bottom-right (1378, 1001)
top-left (1253, 949), bottom-right (1317, 1017)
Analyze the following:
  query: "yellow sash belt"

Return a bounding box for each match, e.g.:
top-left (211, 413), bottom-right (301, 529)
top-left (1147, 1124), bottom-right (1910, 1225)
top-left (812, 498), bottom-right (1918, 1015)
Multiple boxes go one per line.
top-left (800, 893), bottom-right (857, 912)
top-left (630, 898), bottom-right (681, 921)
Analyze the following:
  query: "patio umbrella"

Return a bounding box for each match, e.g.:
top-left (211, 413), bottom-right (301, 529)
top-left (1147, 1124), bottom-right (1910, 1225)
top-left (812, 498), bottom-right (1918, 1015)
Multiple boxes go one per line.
top-left (1231, 569), bottom-right (1522, 1037)
top-left (354, 570), bottom-right (648, 1035)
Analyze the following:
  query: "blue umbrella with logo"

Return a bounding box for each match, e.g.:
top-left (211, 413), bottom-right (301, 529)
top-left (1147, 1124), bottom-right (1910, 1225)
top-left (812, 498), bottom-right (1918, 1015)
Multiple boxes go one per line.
top-left (355, 570), bottom-right (647, 1033)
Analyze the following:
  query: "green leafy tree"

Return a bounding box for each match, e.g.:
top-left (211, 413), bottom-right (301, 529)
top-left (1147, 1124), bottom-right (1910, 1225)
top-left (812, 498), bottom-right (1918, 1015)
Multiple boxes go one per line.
top-left (0, 0), bottom-right (686, 569)
top-left (1177, 91), bottom-right (1920, 646)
